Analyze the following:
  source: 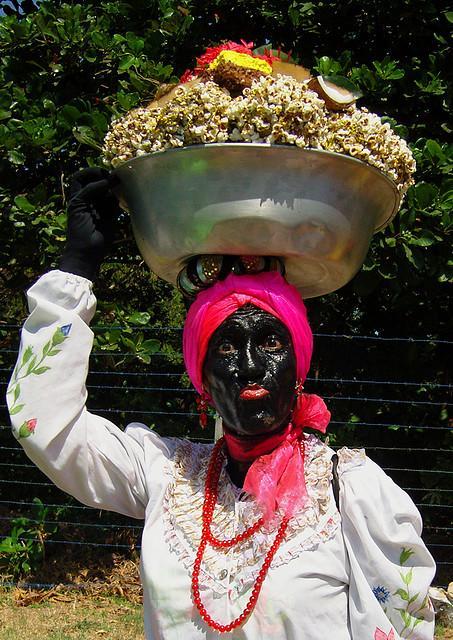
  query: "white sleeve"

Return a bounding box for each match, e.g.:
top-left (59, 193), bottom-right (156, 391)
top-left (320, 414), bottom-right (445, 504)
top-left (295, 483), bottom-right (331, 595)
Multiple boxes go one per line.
top-left (337, 448), bottom-right (435, 640)
top-left (6, 270), bottom-right (172, 519)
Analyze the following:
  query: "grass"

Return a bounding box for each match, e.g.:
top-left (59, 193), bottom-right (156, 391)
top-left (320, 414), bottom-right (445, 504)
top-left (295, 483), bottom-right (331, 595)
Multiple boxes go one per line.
top-left (435, 627), bottom-right (453, 640)
top-left (0, 587), bottom-right (451, 639)
top-left (0, 590), bottom-right (144, 640)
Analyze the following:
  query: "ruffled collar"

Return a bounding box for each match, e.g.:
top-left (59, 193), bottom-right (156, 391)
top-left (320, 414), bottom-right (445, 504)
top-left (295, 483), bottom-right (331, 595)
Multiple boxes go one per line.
top-left (163, 433), bottom-right (341, 601)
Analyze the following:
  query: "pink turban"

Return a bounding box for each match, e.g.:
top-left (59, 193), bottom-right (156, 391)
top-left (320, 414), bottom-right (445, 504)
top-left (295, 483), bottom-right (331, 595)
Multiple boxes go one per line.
top-left (183, 272), bottom-right (313, 397)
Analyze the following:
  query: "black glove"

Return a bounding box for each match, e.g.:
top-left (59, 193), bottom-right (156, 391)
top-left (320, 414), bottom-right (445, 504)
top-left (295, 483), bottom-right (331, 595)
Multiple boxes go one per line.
top-left (59, 167), bottom-right (122, 281)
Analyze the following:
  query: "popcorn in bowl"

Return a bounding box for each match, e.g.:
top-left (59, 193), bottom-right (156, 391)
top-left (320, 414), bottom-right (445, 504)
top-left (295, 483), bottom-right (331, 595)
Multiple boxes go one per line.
top-left (102, 40), bottom-right (415, 196)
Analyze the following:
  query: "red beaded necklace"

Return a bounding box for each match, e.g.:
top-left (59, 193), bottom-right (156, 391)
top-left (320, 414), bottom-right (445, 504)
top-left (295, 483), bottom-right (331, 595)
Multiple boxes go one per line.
top-left (191, 436), bottom-right (300, 634)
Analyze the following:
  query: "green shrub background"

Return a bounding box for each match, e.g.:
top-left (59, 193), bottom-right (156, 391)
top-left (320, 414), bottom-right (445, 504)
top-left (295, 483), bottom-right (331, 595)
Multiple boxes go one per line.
top-left (0, 0), bottom-right (451, 583)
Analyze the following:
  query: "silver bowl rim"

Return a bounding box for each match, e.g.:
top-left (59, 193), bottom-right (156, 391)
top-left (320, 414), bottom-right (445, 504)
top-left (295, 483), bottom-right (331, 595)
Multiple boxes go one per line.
top-left (112, 143), bottom-right (401, 233)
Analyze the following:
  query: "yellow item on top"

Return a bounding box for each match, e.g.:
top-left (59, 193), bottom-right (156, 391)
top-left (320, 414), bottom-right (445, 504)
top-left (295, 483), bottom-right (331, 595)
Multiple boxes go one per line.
top-left (209, 50), bottom-right (272, 74)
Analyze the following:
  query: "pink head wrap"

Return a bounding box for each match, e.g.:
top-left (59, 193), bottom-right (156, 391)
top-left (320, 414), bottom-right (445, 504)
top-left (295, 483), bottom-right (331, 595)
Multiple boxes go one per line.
top-left (183, 271), bottom-right (313, 397)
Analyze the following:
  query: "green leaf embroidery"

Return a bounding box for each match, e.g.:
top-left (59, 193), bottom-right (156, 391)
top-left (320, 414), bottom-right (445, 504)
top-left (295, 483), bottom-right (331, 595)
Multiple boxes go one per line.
top-left (26, 356), bottom-right (37, 375)
top-left (42, 341), bottom-right (52, 356)
top-left (10, 404), bottom-right (25, 416)
top-left (403, 568), bottom-right (413, 586)
top-left (21, 346), bottom-right (33, 365)
top-left (7, 325), bottom-right (70, 415)
top-left (51, 328), bottom-right (67, 346)
top-left (393, 548), bottom-right (426, 636)
top-left (33, 366), bottom-right (51, 375)
top-left (399, 547), bottom-right (415, 566)
top-left (397, 608), bottom-right (411, 627)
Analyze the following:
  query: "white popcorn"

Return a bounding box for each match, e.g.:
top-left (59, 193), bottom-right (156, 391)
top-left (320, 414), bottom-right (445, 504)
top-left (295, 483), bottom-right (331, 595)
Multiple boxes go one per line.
top-left (102, 75), bottom-right (415, 195)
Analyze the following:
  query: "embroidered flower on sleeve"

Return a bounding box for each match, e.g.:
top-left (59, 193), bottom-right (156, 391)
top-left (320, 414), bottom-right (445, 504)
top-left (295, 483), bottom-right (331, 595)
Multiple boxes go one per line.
top-left (60, 324), bottom-right (72, 337)
top-left (372, 585), bottom-right (391, 604)
top-left (17, 418), bottom-right (37, 439)
top-left (374, 628), bottom-right (395, 640)
top-left (7, 325), bottom-right (71, 417)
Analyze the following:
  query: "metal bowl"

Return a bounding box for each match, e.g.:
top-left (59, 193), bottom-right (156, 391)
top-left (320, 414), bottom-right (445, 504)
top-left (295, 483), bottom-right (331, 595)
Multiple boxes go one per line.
top-left (114, 143), bottom-right (400, 298)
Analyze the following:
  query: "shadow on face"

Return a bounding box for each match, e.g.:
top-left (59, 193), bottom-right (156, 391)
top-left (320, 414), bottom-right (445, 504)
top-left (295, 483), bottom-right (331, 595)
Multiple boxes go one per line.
top-left (203, 304), bottom-right (297, 437)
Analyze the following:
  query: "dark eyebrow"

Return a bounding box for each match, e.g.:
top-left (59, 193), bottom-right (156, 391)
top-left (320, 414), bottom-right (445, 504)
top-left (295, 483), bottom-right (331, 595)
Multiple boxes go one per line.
top-left (256, 320), bottom-right (291, 338)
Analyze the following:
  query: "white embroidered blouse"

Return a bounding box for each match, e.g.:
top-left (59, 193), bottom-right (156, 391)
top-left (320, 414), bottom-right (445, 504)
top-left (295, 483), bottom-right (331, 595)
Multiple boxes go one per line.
top-left (7, 270), bottom-right (436, 640)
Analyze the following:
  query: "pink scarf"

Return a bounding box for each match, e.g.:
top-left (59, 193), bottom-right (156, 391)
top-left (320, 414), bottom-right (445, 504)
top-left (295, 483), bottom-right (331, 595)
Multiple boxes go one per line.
top-left (224, 393), bottom-right (330, 520)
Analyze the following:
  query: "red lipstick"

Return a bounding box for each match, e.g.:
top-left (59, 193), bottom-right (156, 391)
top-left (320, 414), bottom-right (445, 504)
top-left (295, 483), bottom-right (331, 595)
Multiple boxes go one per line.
top-left (239, 384), bottom-right (270, 400)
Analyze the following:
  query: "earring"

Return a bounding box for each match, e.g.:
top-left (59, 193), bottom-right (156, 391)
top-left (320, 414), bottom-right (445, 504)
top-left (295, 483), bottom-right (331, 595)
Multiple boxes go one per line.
top-left (196, 392), bottom-right (209, 429)
top-left (295, 380), bottom-right (304, 397)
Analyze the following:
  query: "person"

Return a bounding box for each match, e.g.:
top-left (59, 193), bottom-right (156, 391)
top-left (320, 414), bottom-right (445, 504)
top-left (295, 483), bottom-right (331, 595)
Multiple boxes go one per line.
top-left (7, 169), bottom-right (435, 639)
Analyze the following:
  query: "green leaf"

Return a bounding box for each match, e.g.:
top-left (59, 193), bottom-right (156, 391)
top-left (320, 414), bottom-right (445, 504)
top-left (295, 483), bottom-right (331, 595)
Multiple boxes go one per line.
top-left (112, 33), bottom-right (126, 44)
top-left (14, 195), bottom-right (36, 213)
top-left (127, 311), bottom-right (151, 325)
top-left (140, 338), bottom-right (160, 354)
top-left (42, 341), bottom-right (52, 356)
top-left (400, 547), bottom-right (415, 565)
top-left (115, 91), bottom-right (141, 112)
top-left (33, 366), bottom-right (51, 375)
top-left (13, 384), bottom-right (20, 403)
top-left (42, 98), bottom-right (55, 112)
top-left (26, 356), bottom-right (37, 375)
top-left (21, 345), bottom-right (33, 365)
top-left (72, 125), bottom-right (102, 150)
top-left (8, 149), bottom-right (25, 164)
top-left (414, 182), bottom-right (438, 208)
top-left (122, 336), bottom-right (136, 350)
top-left (126, 32), bottom-right (144, 55)
top-left (372, 58), bottom-right (405, 80)
top-left (394, 588), bottom-right (410, 601)
top-left (402, 568), bottom-right (413, 585)
top-left (445, 11), bottom-right (453, 23)
top-left (51, 328), bottom-right (67, 345)
top-left (118, 54), bottom-right (137, 70)
top-left (58, 104), bottom-right (81, 127)
top-left (395, 608), bottom-right (411, 627)
top-left (409, 230), bottom-right (438, 247)
top-left (425, 139), bottom-right (445, 160)
top-left (47, 348), bottom-right (61, 356)
top-left (315, 56), bottom-right (343, 76)
top-left (10, 404), bottom-right (25, 416)
top-left (402, 244), bottom-right (417, 268)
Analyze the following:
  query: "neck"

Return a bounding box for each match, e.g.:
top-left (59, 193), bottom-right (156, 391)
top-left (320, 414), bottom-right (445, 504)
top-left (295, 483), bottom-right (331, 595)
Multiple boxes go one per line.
top-left (225, 456), bottom-right (252, 488)
top-left (222, 421), bottom-right (293, 486)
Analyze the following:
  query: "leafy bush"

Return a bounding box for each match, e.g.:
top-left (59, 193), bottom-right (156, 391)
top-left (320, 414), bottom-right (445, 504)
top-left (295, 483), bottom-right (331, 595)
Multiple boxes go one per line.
top-left (0, 0), bottom-right (450, 336)
top-left (0, 498), bottom-right (59, 579)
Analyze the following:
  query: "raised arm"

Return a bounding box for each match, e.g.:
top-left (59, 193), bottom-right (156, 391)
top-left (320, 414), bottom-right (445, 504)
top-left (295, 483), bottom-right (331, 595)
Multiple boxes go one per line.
top-left (6, 170), bottom-right (167, 519)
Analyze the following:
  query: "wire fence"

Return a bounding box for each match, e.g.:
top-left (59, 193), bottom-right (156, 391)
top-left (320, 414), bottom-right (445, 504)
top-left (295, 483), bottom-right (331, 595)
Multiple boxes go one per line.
top-left (0, 323), bottom-right (451, 590)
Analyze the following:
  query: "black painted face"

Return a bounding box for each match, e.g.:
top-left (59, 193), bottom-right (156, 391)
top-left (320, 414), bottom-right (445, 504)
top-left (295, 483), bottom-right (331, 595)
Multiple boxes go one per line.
top-left (203, 305), bottom-right (297, 437)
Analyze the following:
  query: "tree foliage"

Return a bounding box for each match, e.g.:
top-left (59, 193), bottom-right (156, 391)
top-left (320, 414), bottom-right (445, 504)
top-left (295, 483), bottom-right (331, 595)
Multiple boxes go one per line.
top-left (0, 0), bottom-right (450, 337)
